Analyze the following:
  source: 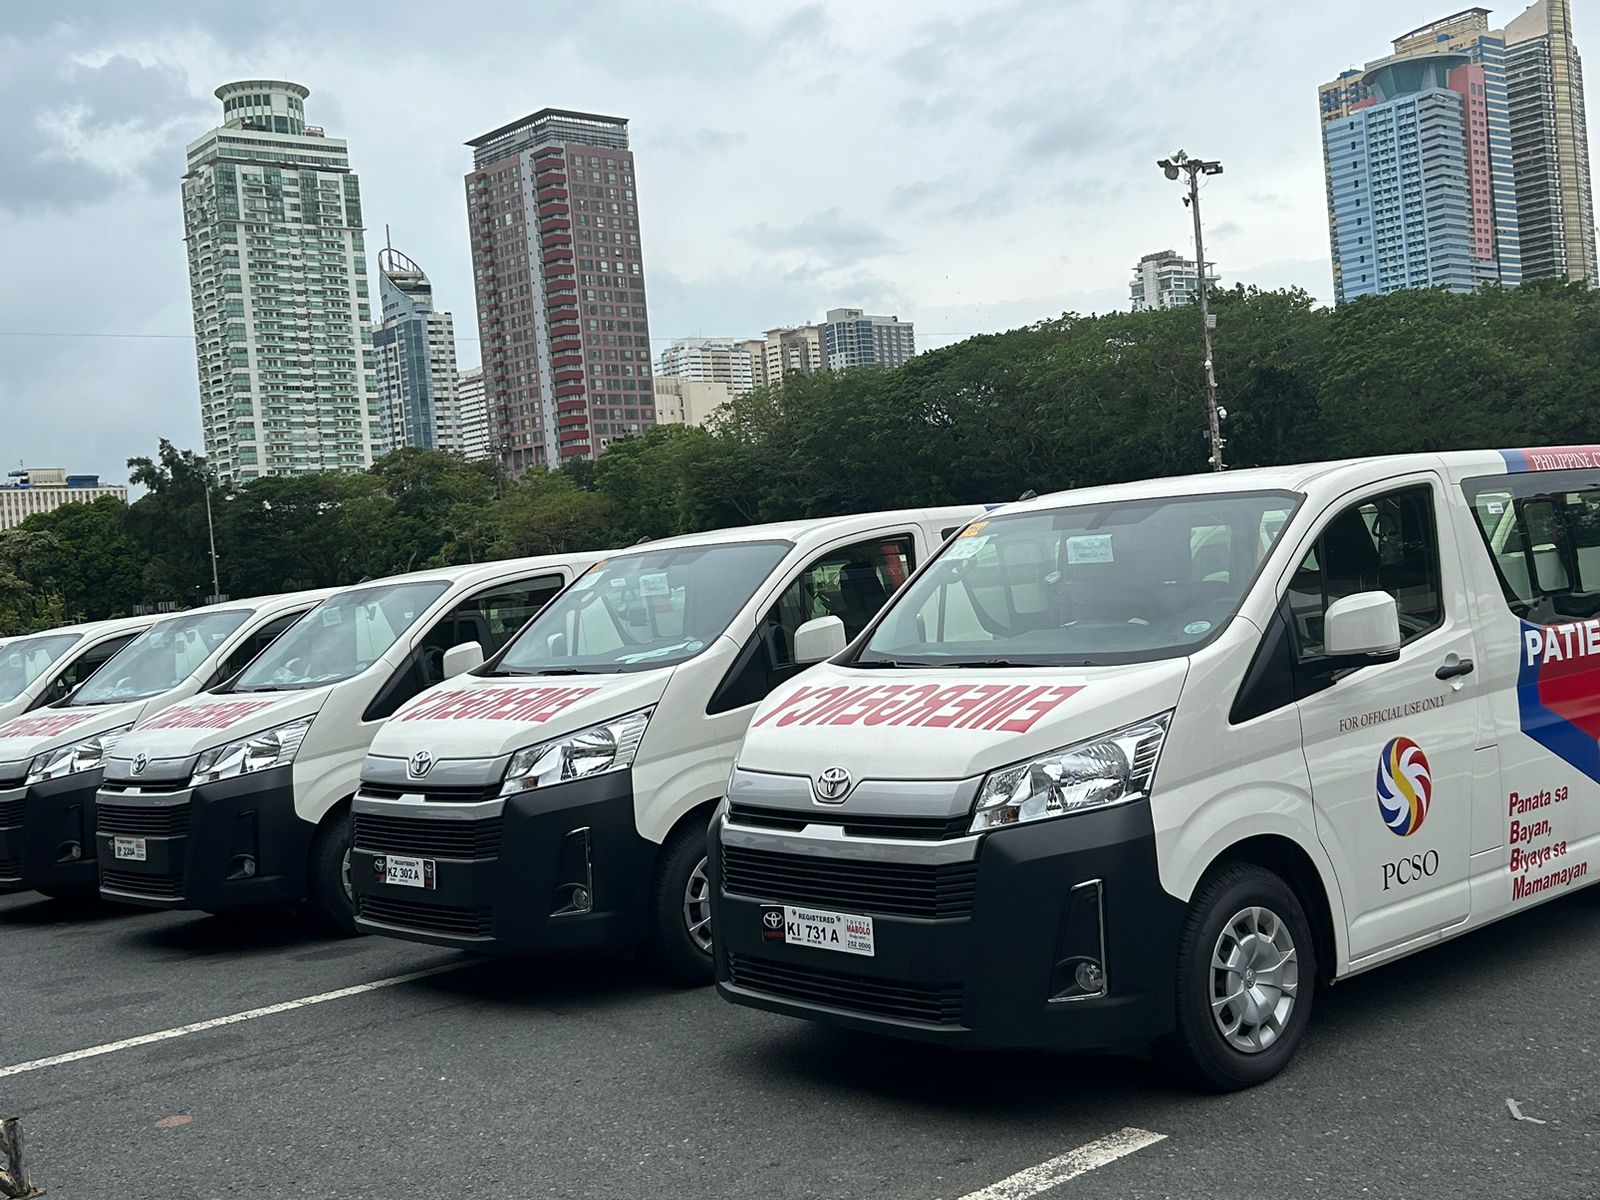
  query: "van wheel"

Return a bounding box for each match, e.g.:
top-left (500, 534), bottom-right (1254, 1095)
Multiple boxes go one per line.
top-left (307, 805), bottom-right (360, 937)
top-left (647, 817), bottom-right (714, 986)
top-left (1169, 864), bottom-right (1315, 1092)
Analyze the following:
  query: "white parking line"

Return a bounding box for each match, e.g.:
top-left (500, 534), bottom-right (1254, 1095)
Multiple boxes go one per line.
top-left (958, 1127), bottom-right (1167, 1200)
top-left (0, 961), bottom-right (469, 1080)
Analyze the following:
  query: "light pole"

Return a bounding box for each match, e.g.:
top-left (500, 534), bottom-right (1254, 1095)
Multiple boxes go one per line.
top-left (1158, 150), bottom-right (1226, 472)
top-left (201, 465), bottom-right (222, 602)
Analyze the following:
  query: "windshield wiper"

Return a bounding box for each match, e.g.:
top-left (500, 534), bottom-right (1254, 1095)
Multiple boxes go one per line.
top-left (942, 659), bottom-right (1059, 669)
top-left (846, 659), bottom-right (935, 669)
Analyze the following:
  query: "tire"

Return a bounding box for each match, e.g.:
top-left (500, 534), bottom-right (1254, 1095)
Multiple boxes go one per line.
top-left (1168, 863), bottom-right (1316, 1092)
top-left (646, 816), bottom-right (715, 986)
top-left (306, 804), bottom-right (360, 937)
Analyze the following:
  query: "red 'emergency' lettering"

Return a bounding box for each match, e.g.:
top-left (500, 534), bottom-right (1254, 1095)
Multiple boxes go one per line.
top-left (396, 686), bottom-right (601, 723)
top-left (141, 701), bottom-right (279, 730)
top-left (0, 713), bottom-right (93, 740)
top-left (753, 681), bottom-right (1084, 734)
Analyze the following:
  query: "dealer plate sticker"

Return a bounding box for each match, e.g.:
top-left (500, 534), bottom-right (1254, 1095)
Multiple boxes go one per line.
top-left (763, 905), bottom-right (875, 956)
top-left (112, 836), bottom-right (147, 862)
top-left (376, 854), bottom-right (435, 889)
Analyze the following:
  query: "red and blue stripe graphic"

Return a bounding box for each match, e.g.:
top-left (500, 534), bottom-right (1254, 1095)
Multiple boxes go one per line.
top-left (1498, 447), bottom-right (1600, 473)
top-left (1516, 620), bottom-right (1600, 784)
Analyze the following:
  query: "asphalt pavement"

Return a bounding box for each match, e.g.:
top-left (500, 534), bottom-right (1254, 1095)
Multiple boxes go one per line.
top-left (2, 885), bottom-right (1597, 1199)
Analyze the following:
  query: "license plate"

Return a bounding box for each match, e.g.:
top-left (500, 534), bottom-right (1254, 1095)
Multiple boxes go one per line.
top-left (763, 904), bottom-right (875, 957)
top-left (377, 854), bottom-right (435, 889)
top-left (113, 836), bottom-right (147, 862)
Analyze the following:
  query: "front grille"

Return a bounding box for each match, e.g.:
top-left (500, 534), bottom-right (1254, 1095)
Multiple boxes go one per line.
top-left (100, 779), bottom-right (189, 796)
top-left (100, 868), bottom-right (183, 898)
top-left (728, 803), bottom-right (971, 841)
top-left (0, 799), bottom-right (21, 827)
top-left (727, 953), bottom-right (964, 1025)
top-left (353, 813), bottom-right (503, 858)
top-left (358, 895), bottom-right (493, 938)
top-left (722, 845), bottom-right (977, 919)
top-left (98, 803), bottom-right (191, 837)
top-left (359, 783), bottom-right (498, 804)
top-left (0, 858), bottom-right (19, 879)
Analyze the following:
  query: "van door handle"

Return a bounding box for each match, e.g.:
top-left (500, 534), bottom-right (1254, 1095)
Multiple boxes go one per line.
top-left (1435, 657), bottom-right (1475, 680)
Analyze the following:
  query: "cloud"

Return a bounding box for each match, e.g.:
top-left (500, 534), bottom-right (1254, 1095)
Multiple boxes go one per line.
top-left (644, 127), bottom-right (747, 156)
top-left (745, 208), bottom-right (902, 267)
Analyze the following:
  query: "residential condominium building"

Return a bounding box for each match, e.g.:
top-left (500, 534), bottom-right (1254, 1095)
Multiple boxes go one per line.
top-left (372, 244), bottom-right (461, 454)
top-left (756, 325), bottom-right (824, 386)
top-left (820, 308), bottom-right (916, 370)
top-left (1129, 251), bottom-right (1220, 311)
top-left (465, 108), bottom-right (655, 474)
top-left (657, 338), bottom-right (758, 396)
top-left (457, 367), bottom-right (491, 461)
top-left (1505, 0), bottom-right (1596, 282)
top-left (0, 469), bottom-right (127, 531)
top-left (652, 376), bottom-right (735, 427)
top-left (181, 80), bottom-right (381, 483)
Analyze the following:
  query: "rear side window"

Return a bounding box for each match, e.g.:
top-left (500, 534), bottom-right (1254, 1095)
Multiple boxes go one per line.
top-left (1465, 470), bottom-right (1600, 622)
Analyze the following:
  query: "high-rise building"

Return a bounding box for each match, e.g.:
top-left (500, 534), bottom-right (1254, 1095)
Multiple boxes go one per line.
top-left (820, 308), bottom-right (917, 370)
top-left (1505, 0), bottom-right (1596, 282)
top-left (0, 470), bottom-right (127, 531)
top-left (1129, 251), bottom-right (1220, 311)
top-left (652, 376), bottom-right (735, 427)
top-left (457, 367), bottom-right (491, 461)
top-left (464, 109), bottom-right (655, 474)
top-left (182, 80), bottom-right (381, 483)
top-left (657, 338), bottom-right (758, 396)
top-left (1319, 11), bottom-right (1524, 303)
top-left (756, 325), bottom-right (824, 386)
top-left (372, 244), bottom-right (461, 454)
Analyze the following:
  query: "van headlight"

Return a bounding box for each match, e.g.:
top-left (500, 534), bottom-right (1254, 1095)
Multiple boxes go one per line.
top-left (970, 713), bottom-right (1172, 832)
top-left (192, 716), bottom-right (314, 784)
top-left (26, 724), bottom-right (134, 785)
top-left (499, 708), bottom-right (652, 796)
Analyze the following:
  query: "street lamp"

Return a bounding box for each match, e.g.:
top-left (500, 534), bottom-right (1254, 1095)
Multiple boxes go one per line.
top-left (1157, 150), bottom-right (1226, 472)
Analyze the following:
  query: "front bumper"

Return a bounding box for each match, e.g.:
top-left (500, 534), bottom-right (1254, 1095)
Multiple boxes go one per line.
top-left (350, 769), bottom-right (653, 954)
top-left (95, 765), bottom-right (312, 910)
top-left (711, 800), bottom-right (1185, 1052)
top-left (0, 772), bottom-right (104, 894)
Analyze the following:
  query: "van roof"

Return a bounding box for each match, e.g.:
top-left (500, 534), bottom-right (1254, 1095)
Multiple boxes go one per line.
top-left (1001, 448), bottom-right (1535, 516)
top-left (144, 587), bottom-right (338, 626)
top-left (328, 550), bottom-right (615, 595)
top-left (596, 505), bottom-right (992, 553)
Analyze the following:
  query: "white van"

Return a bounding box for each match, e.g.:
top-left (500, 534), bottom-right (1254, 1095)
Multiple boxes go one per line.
top-left (0, 592), bottom-right (325, 898)
top-left (711, 449), bottom-right (1600, 1089)
top-left (351, 506), bottom-right (991, 980)
top-left (0, 616), bottom-right (159, 725)
top-left (96, 554), bottom-right (608, 930)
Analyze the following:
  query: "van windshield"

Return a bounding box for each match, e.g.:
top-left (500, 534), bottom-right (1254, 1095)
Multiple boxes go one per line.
top-left (231, 580), bottom-right (451, 691)
top-left (492, 541), bottom-right (792, 675)
top-left (855, 491), bottom-right (1301, 667)
top-left (0, 633), bottom-right (81, 704)
top-left (68, 609), bottom-right (254, 705)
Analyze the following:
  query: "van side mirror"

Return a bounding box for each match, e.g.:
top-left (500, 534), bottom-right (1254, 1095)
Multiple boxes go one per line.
top-left (1324, 592), bottom-right (1400, 658)
top-left (442, 641), bottom-right (485, 679)
top-left (794, 616), bottom-right (847, 665)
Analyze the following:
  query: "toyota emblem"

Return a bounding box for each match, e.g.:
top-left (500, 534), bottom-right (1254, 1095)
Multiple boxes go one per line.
top-left (763, 909), bottom-right (784, 930)
top-left (407, 750), bottom-right (436, 779)
top-left (814, 766), bottom-right (852, 803)
top-left (132, 753), bottom-right (148, 776)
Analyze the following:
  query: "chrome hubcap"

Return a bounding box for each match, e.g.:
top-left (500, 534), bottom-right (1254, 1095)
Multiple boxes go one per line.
top-left (682, 856), bottom-right (712, 955)
top-left (1210, 905), bottom-right (1299, 1054)
top-left (340, 847), bottom-right (353, 904)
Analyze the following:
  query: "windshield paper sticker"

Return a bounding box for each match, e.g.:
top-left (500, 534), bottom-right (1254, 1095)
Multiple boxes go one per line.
top-left (0, 712), bottom-right (94, 740)
top-left (396, 685), bottom-right (602, 724)
top-left (141, 700), bottom-right (280, 731)
top-left (752, 682), bottom-right (1083, 733)
top-left (1065, 535), bottom-right (1114, 564)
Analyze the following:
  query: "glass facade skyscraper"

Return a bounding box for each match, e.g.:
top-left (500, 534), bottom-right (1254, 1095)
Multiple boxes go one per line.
top-left (372, 246), bottom-right (462, 453)
top-left (182, 81), bottom-right (381, 482)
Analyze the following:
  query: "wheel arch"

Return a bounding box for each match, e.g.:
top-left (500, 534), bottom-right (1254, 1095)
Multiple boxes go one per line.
top-left (1203, 833), bottom-right (1343, 982)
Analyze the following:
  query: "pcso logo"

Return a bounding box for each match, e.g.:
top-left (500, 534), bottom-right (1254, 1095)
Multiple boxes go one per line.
top-left (1376, 736), bottom-right (1431, 837)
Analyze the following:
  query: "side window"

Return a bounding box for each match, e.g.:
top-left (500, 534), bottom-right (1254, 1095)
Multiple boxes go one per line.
top-left (707, 536), bottom-right (915, 715)
top-left (364, 574), bottom-right (565, 722)
top-left (764, 536), bottom-right (914, 671)
top-left (1287, 486), bottom-right (1443, 660)
top-left (33, 634), bottom-right (137, 708)
top-left (212, 611), bottom-right (306, 686)
top-left (1466, 474), bottom-right (1600, 622)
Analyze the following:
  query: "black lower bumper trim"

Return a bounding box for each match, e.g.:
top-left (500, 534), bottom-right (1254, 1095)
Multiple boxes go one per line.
top-left (0, 773), bottom-right (104, 894)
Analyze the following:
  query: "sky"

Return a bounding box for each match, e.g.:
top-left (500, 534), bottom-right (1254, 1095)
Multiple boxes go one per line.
top-left (3, 0), bottom-right (1596, 486)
